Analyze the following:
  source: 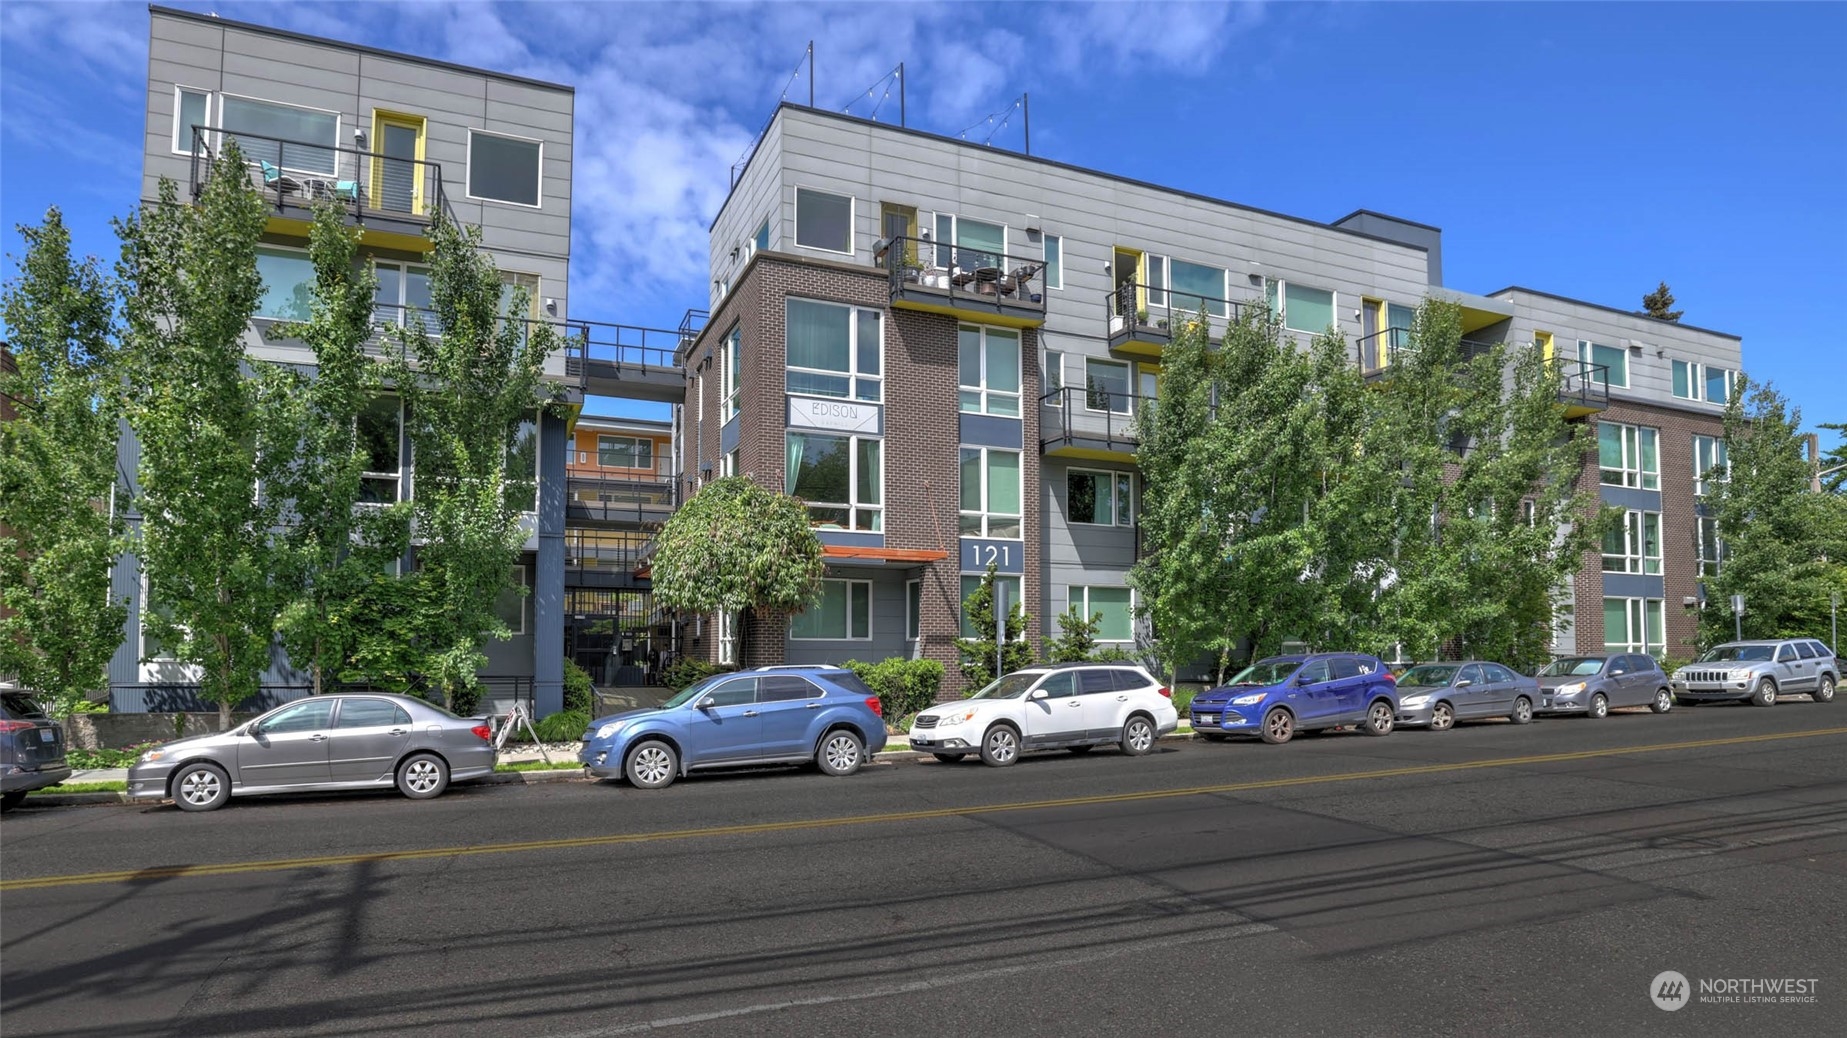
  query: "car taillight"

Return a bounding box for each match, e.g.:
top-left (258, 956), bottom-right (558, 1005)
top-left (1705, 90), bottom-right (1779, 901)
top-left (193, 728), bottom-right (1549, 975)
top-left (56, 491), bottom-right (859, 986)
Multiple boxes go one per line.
top-left (1157, 687), bottom-right (1172, 698)
top-left (0, 720), bottom-right (35, 733)
top-left (470, 725), bottom-right (493, 741)
top-left (864, 696), bottom-right (883, 716)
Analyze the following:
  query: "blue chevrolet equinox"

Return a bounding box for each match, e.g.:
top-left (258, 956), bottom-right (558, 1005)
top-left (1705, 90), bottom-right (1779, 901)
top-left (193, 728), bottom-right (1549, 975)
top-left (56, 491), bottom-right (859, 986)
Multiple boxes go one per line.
top-left (578, 666), bottom-right (885, 789)
top-left (1189, 654), bottom-right (1399, 745)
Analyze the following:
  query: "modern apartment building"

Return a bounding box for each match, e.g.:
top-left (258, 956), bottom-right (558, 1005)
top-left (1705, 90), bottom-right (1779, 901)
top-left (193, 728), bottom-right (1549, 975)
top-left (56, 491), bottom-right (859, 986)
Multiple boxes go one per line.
top-left (114, 6), bottom-right (578, 713)
top-left (678, 103), bottom-right (1744, 687)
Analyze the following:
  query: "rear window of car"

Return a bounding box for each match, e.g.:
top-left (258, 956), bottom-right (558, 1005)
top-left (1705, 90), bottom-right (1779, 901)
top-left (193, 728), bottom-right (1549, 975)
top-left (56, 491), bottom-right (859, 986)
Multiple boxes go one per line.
top-left (1077, 669), bottom-right (1117, 694)
top-left (1330, 658), bottom-right (1368, 680)
top-left (1813, 642), bottom-right (1836, 659)
top-left (2, 693), bottom-right (49, 719)
top-left (1105, 668), bottom-right (1150, 691)
top-left (820, 672), bottom-right (877, 697)
top-left (1486, 664), bottom-right (1519, 683)
top-left (335, 698), bottom-right (412, 728)
top-left (1794, 641), bottom-right (1818, 660)
top-left (760, 675), bottom-right (822, 702)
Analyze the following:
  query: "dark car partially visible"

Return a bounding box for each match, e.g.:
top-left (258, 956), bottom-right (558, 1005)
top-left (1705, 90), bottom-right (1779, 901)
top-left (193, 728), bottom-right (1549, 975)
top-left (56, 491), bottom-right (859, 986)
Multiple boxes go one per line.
top-left (1, 692), bottom-right (72, 810)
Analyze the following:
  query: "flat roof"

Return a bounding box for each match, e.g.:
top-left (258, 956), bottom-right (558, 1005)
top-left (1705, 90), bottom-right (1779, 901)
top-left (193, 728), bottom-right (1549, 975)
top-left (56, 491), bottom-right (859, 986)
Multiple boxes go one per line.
top-left (1331, 208), bottom-right (1444, 233)
top-left (1488, 285), bottom-right (1741, 341)
top-left (149, 5), bottom-right (573, 93)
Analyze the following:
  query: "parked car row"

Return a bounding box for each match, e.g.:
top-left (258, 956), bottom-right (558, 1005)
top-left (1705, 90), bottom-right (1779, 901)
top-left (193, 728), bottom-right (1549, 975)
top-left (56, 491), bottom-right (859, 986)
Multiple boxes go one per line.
top-left (7, 639), bottom-right (1835, 813)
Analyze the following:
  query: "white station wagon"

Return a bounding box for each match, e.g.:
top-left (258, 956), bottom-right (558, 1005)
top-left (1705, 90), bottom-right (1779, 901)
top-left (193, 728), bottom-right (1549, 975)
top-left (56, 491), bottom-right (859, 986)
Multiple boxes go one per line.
top-left (907, 662), bottom-right (1179, 766)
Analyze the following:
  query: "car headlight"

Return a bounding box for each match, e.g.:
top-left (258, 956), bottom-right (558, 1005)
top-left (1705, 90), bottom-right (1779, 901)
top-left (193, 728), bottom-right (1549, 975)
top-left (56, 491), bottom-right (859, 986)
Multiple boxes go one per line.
top-left (1400, 695), bottom-right (1429, 708)
top-left (139, 749), bottom-right (165, 763)
top-left (594, 720), bottom-right (631, 740)
top-left (1555, 682), bottom-right (1586, 696)
top-left (932, 708), bottom-right (980, 726)
top-left (1230, 693), bottom-right (1267, 706)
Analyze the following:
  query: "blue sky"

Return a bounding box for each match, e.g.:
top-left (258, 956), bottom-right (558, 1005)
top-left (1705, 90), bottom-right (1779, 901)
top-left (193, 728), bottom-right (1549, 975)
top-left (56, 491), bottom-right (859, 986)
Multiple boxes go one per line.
top-left (3, 1), bottom-right (1842, 441)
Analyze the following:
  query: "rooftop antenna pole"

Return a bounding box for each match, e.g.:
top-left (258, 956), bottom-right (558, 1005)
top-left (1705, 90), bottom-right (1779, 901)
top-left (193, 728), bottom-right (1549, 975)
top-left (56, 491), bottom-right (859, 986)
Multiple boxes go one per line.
top-left (1023, 92), bottom-right (1031, 155)
top-left (899, 62), bottom-right (906, 127)
top-left (807, 41), bottom-right (815, 107)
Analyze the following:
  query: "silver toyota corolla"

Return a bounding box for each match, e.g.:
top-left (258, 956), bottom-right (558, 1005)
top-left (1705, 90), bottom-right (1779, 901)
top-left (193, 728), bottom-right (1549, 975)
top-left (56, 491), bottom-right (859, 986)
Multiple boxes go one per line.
top-left (127, 693), bottom-right (496, 811)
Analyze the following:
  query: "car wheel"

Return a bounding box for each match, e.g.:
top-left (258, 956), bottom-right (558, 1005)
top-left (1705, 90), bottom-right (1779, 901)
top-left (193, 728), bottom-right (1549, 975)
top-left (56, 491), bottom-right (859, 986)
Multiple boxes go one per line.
top-left (171, 762), bottom-right (230, 812)
top-left (625, 740), bottom-right (679, 789)
top-left (1588, 693), bottom-right (1609, 719)
top-left (1, 790), bottom-right (25, 812)
top-left (1751, 678), bottom-right (1777, 707)
top-left (1429, 702), bottom-right (1455, 731)
top-left (1260, 707), bottom-right (1294, 745)
top-left (931, 752), bottom-right (966, 763)
top-left (1120, 716), bottom-right (1156, 756)
top-left (1068, 744), bottom-right (1094, 754)
top-left (1651, 688), bottom-right (1674, 714)
top-left (979, 724), bottom-right (1020, 767)
top-left (1510, 696), bottom-right (1534, 725)
top-left (1363, 699), bottom-right (1395, 736)
top-left (395, 753), bottom-right (450, 800)
top-left (1814, 675), bottom-right (1835, 703)
top-left (816, 730), bottom-right (865, 777)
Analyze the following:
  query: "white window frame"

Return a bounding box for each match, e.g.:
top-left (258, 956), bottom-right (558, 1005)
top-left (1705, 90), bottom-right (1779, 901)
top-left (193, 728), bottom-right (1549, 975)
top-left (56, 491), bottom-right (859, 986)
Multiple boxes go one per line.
top-left (905, 579), bottom-right (921, 640)
top-left (1067, 585), bottom-right (1136, 644)
top-left (1599, 421), bottom-right (1660, 490)
top-left (252, 242), bottom-right (317, 322)
top-left (1692, 434), bottom-right (1729, 498)
top-left (722, 449), bottom-right (739, 478)
top-left (596, 434), bottom-right (655, 471)
top-left (1266, 278), bottom-right (1339, 335)
top-left (793, 186), bottom-right (855, 256)
top-left (786, 431), bottom-right (883, 532)
top-left (720, 325), bottom-right (742, 419)
top-left (1577, 340), bottom-right (1630, 390)
top-left (930, 213), bottom-right (1008, 270)
top-left (465, 127), bottom-right (544, 209)
top-left (1601, 510), bottom-right (1662, 575)
top-left (958, 324), bottom-right (1021, 416)
top-left (1084, 357), bottom-right (1132, 416)
top-left (751, 217), bottom-right (770, 256)
top-left (1043, 234), bottom-right (1063, 290)
top-left (1672, 359), bottom-right (1738, 405)
top-left (172, 85), bottom-right (214, 155)
top-left (960, 447), bottom-right (1023, 540)
top-left (789, 579), bottom-right (873, 641)
top-left (373, 258), bottom-right (435, 328)
top-left (357, 395), bottom-right (403, 505)
top-left (784, 298), bottom-right (882, 403)
top-left (1167, 257), bottom-right (1230, 317)
top-left (960, 573), bottom-right (1026, 641)
top-left (138, 572), bottom-right (187, 664)
top-left (717, 609), bottom-right (737, 665)
top-left (218, 91), bottom-right (343, 176)
top-left (1604, 597), bottom-right (1664, 656)
top-left (1695, 514), bottom-right (1724, 578)
top-left (1044, 349), bottom-right (1065, 407)
top-left (1067, 468), bottom-right (1134, 528)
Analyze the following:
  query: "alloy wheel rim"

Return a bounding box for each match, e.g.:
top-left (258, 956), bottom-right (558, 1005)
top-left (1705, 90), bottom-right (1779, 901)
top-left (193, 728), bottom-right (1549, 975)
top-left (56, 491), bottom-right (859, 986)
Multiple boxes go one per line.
top-left (825, 735), bottom-right (859, 771)
top-left (1128, 720), bottom-right (1152, 751)
top-left (180, 770), bottom-right (219, 805)
top-left (1267, 712), bottom-right (1290, 740)
top-left (988, 730), bottom-right (1017, 762)
top-left (405, 760), bottom-right (439, 793)
top-left (1656, 690), bottom-right (1672, 711)
top-left (1433, 705), bottom-right (1453, 730)
top-left (634, 747), bottom-right (672, 784)
top-left (1763, 684), bottom-right (1776, 704)
top-left (1371, 704), bottom-right (1393, 732)
top-left (1820, 679), bottom-right (1834, 701)
top-left (1516, 701), bottom-right (1532, 722)
top-left (1592, 696), bottom-right (1606, 717)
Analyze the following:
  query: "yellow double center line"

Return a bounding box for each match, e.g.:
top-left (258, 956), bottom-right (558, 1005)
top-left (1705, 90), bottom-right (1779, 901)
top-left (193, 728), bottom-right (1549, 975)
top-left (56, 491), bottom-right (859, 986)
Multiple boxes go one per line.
top-left (7, 726), bottom-right (1845, 892)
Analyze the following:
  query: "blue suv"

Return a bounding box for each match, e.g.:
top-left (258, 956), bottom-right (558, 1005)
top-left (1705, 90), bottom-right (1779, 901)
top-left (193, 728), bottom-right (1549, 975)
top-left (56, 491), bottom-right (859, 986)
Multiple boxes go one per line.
top-left (1189, 654), bottom-right (1399, 744)
top-left (578, 666), bottom-right (886, 789)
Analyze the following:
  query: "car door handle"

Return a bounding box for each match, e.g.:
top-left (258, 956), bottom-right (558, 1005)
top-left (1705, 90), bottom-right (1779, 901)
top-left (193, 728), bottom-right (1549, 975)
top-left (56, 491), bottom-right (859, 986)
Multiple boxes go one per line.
top-left (1116, 695), bottom-right (1129, 701)
top-left (308, 734), bottom-right (327, 742)
top-left (805, 703), bottom-right (822, 710)
top-left (742, 710), bottom-right (759, 717)
top-left (1066, 701), bottom-right (1081, 707)
top-left (388, 729), bottom-right (408, 735)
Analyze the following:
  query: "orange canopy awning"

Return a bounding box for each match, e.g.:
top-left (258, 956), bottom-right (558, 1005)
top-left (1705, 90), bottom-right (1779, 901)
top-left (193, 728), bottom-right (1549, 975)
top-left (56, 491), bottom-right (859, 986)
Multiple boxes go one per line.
top-left (821, 545), bottom-right (949, 565)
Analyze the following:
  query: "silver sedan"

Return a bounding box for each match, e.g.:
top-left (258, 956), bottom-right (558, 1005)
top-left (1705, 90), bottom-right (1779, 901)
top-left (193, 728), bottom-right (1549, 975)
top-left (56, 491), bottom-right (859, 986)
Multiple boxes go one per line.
top-left (127, 693), bottom-right (496, 811)
top-left (1395, 661), bottom-right (1540, 729)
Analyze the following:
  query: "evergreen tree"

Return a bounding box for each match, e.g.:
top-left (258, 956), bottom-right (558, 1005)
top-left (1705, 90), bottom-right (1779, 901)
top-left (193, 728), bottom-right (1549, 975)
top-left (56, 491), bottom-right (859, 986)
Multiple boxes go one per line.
top-left (1641, 281), bottom-right (1684, 321)
top-left (955, 564), bottom-right (1033, 691)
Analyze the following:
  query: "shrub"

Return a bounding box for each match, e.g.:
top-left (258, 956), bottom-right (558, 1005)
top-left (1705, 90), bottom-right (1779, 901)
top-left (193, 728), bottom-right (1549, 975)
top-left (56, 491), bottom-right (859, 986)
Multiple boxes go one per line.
top-left (662, 656), bottom-right (731, 691)
top-left (67, 740), bottom-right (164, 770)
top-left (529, 710), bottom-right (589, 744)
top-left (1170, 686), bottom-right (1198, 715)
top-left (562, 659), bottom-right (595, 714)
top-left (843, 658), bottom-right (944, 723)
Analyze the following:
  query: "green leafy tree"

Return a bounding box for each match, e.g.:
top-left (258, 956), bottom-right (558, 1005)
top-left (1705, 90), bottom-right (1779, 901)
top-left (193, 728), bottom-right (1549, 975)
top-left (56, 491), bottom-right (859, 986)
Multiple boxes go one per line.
top-left (1640, 281), bottom-right (1684, 322)
top-left (383, 214), bottom-right (564, 709)
top-left (1701, 378), bottom-right (1846, 645)
top-left (648, 475), bottom-right (825, 664)
top-left (1817, 423), bottom-right (1847, 494)
top-left (116, 153), bottom-right (295, 731)
top-left (955, 563), bottom-right (1033, 692)
top-left (0, 208), bottom-right (129, 717)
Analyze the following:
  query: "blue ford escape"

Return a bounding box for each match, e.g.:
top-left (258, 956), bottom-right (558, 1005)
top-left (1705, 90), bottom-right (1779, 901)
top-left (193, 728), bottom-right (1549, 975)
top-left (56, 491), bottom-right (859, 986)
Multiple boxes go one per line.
top-left (1190, 654), bottom-right (1399, 744)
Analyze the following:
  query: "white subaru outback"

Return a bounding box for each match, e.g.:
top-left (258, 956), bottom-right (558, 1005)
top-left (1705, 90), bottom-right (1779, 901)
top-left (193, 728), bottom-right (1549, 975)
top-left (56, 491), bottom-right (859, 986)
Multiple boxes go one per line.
top-left (907, 662), bottom-right (1179, 766)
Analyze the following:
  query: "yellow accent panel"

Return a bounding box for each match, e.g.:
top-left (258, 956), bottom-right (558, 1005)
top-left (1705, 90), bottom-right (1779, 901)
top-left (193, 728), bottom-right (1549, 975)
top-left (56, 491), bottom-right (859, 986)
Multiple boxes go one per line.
top-left (889, 298), bottom-right (1044, 329)
top-left (1110, 338), bottom-right (1164, 359)
top-left (1045, 445), bottom-right (1137, 463)
top-left (1536, 331), bottom-right (1556, 361)
top-left (264, 216), bottom-right (433, 253)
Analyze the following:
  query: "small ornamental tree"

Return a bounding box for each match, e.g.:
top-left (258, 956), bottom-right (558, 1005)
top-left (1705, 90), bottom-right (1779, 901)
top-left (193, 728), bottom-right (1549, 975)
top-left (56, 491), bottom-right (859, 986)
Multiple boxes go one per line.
top-left (955, 564), bottom-right (1033, 692)
top-left (1046, 609), bottom-right (1103, 664)
top-left (0, 207), bottom-right (129, 717)
top-left (649, 476), bottom-right (825, 661)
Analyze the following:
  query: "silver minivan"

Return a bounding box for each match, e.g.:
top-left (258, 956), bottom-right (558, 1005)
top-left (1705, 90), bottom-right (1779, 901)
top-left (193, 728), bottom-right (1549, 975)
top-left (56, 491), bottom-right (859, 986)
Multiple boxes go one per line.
top-left (1535, 654), bottom-right (1674, 718)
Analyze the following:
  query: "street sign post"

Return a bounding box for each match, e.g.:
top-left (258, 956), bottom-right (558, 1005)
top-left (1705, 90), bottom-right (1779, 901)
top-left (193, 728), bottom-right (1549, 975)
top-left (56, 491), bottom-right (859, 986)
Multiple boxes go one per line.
top-left (994, 581), bottom-right (1008, 681)
top-left (1731, 594), bottom-right (1744, 642)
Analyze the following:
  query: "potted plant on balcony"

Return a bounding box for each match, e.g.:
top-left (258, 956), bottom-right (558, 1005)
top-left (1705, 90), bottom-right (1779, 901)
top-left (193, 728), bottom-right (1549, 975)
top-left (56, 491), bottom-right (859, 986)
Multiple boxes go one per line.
top-left (1136, 307), bottom-right (1149, 326)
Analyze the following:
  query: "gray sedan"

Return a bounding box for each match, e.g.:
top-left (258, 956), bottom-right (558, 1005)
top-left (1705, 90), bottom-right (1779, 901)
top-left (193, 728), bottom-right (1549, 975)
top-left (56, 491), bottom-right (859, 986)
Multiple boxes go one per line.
top-left (127, 693), bottom-right (496, 811)
top-left (1395, 662), bottom-right (1540, 729)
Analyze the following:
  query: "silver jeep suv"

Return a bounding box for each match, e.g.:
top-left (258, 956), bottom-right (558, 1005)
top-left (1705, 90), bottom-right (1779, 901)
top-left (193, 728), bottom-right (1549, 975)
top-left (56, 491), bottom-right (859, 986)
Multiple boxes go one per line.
top-left (1670, 639), bottom-right (1839, 707)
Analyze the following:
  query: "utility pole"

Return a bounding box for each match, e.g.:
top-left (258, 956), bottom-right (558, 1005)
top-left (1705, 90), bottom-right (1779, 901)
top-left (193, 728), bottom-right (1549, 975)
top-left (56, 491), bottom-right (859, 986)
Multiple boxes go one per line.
top-left (1731, 593), bottom-right (1744, 643)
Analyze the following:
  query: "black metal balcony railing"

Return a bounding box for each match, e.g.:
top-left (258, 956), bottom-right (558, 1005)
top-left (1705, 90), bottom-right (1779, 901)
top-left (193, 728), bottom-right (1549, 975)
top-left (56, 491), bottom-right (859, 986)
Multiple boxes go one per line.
top-left (565, 529), bottom-right (654, 578)
top-left (567, 457), bottom-right (680, 524)
top-left (1040, 385), bottom-right (1152, 455)
top-left (188, 126), bottom-right (457, 229)
top-left (565, 321), bottom-right (686, 380)
top-left (1102, 282), bottom-right (1264, 350)
top-left (874, 235), bottom-right (1046, 319)
top-left (1553, 357), bottom-right (1613, 412)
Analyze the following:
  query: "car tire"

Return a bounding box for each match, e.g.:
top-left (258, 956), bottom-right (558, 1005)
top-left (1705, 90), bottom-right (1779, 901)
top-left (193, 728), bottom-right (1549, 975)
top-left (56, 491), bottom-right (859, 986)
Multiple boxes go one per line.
top-left (979, 724), bottom-right (1021, 767)
top-left (1068, 744), bottom-right (1094, 754)
top-left (816, 730), bottom-right (865, 777)
top-left (1363, 699), bottom-right (1395, 736)
top-left (395, 753), bottom-right (450, 800)
top-left (1814, 675), bottom-right (1835, 704)
top-left (1, 790), bottom-right (25, 812)
top-left (1120, 715), bottom-right (1156, 756)
top-left (1588, 693), bottom-right (1609, 719)
top-left (1260, 707), bottom-right (1294, 745)
top-left (1510, 696), bottom-right (1534, 725)
top-left (1751, 678), bottom-right (1777, 707)
top-left (931, 752), bottom-right (966, 764)
top-left (1429, 702), bottom-right (1455, 731)
top-left (1651, 688), bottom-right (1674, 714)
top-left (171, 762), bottom-right (230, 812)
top-left (625, 740), bottom-right (679, 789)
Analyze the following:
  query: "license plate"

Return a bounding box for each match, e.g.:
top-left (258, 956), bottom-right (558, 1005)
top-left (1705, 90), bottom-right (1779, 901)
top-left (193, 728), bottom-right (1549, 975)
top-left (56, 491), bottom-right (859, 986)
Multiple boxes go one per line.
top-left (1197, 715), bottom-right (1216, 724)
top-left (39, 729), bottom-right (55, 743)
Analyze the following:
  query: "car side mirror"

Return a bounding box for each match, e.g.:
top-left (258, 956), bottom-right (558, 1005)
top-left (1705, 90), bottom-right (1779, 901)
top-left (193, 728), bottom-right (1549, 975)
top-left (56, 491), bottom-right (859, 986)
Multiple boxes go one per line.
top-left (1028, 689), bottom-right (1049, 701)
top-left (1610, 669), bottom-right (1626, 677)
top-left (1455, 680), bottom-right (1472, 688)
top-left (696, 696), bottom-right (718, 710)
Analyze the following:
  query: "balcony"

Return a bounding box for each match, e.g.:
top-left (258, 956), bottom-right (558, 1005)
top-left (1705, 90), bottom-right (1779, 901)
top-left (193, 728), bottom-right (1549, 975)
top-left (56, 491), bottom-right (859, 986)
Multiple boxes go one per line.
top-left (565, 529), bottom-right (655, 588)
top-left (1102, 283), bottom-right (1263, 358)
top-left (1040, 386), bottom-right (1149, 460)
top-left (188, 126), bottom-right (455, 248)
top-left (874, 235), bottom-right (1045, 328)
top-left (1553, 357), bottom-right (1612, 417)
top-left (1357, 330), bottom-right (1497, 381)
top-left (564, 317), bottom-right (696, 404)
top-left (566, 454), bottom-right (679, 526)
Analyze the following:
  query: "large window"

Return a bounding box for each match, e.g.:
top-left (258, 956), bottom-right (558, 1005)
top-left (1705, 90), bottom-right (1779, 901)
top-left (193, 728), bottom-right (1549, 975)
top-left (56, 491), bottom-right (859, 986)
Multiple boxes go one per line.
top-left (787, 432), bottom-right (881, 531)
top-left (1674, 360), bottom-right (1737, 405)
top-left (1265, 279), bottom-right (1336, 335)
top-left (1692, 434), bottom-right (1729, 498)
top-left (140, 575), bottom-right (182, 662)
top-left (1085, 358), bottom-right (1132, 415)
top-left (786, 299), bottom-right (881, 401)
top-left (791, 579), bottom-right (872, 640)
top-left (597, 435), bottom-right (654, 470)
top-left (357, 396), bottom-right (402, 504)
top-left (752, 218), bottom-right (770, 254)
top-left (1169, 259), bottom-right (1228, 317)
top-left (720, 326), bottom-right (742, 419)
top-left (717, 609), bottom-right (737, 665)
top-left (1604, 597), bottom-right (1664, 655)
top-left (1602, 510), bottom-right (1662, 575)
top-left (254, 245), bottom-right (316, 321)
top-left (374, 260), bottom-right (434, 329)
top-left (960, 447), bottom-right (1022, 539)
top-left (1067, 586), bottom-right (1133, 643)
top-left (934, 214), bottom-right (1005, 270)
top-left (906, 579), bottom-right (921, 640)
top-left (494, 566), bottom-right (528, 635)
top-left (219, 94), bottom-right (339, 174)
top-left (1578, 340), bottom-right (1629, 390)
top-left (1598, 422), bottom-right (1659, 490)
top-left (173, 86), bottom-right (213, 154)
top-left (1043, 235), bottom-right (1062, 290)
top-left (960, 574), bottom-right (1023, 639)
top-left (958, 325), bottom-right (1021, 416)
top-left (1696, 515), bottom-right (1725, 578)
top-left (505, 414), bottom-right (538, 513)
top-left (466, 129), bottom-right (542, 207)
top-left (1068, 469), bottom-right (1133, 527)
top-left (795, 187), bottom-right (853, 254)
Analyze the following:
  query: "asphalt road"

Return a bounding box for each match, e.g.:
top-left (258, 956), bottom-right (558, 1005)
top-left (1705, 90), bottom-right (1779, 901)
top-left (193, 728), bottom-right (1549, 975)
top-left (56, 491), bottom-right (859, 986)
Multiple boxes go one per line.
top-left (3, 700), bottom-right (1844, 1038)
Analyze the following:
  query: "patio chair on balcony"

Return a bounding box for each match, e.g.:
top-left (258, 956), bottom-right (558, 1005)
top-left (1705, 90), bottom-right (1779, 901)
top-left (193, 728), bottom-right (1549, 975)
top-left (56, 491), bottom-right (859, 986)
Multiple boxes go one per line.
top-left (998, 261), bottom-right (1046, 302)
top-left (258, 160), bottom-right (300, 209)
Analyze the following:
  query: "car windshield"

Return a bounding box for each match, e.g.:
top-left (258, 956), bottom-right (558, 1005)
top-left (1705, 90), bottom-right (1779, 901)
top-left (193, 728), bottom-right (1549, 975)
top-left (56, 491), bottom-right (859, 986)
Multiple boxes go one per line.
top-left (662, 676), bottom-right (729, 709)
top-left (1225, 661), bottom-right (1301, 687)
top-left (1697, 645), bottom-right (1774, 662)
top-left (970, 673), bottom-right (1044, 700)
top-left (1539, 658), bottom-right (1605, 677)
top-left (1400, 665), bottom-right (1460, 687)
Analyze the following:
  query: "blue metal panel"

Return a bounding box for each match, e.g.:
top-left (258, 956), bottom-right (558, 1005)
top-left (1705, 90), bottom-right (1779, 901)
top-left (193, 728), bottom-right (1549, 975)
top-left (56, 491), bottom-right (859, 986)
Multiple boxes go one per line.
top-left (960, 538), bottom-right (1024, 574)
top-left (1601, 573), bottom-right (1665, 600)
top-left (959, 414), bottom-right (1023, 450)
top-left (817, 530), bottom-right (884, 549)
top-left (720, 414), bottom-right (742, 455)
top-left (533, 411), bottom-right (567, 716)
top-left (1599, 485), bottom-right (1662, 512)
